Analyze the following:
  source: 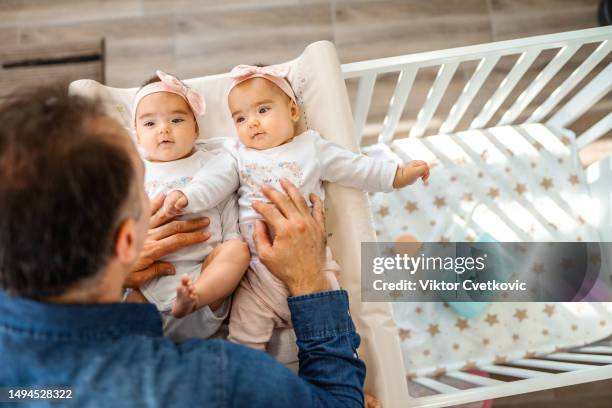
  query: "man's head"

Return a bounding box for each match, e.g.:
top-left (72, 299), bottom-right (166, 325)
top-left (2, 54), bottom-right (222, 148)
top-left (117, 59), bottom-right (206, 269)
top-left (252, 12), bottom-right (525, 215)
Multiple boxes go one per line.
top-left (0, 85), bottom-right (150, 301)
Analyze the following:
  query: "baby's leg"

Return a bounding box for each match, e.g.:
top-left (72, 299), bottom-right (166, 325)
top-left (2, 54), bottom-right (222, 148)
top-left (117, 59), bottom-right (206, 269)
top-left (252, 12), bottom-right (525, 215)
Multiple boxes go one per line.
top-left (172, 239), bottom-right (249, 318)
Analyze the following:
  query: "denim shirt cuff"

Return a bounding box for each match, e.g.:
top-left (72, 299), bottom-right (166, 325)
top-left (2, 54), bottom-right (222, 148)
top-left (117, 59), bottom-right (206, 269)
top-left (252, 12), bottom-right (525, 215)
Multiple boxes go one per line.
top-left (287, 290), bottom-right (355, 340)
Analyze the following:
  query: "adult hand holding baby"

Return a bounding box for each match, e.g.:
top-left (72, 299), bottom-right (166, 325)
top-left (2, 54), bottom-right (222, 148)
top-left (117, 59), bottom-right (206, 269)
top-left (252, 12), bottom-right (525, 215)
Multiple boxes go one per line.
top-left (124, 193), bottom-right (210, 288)
top-left (252, 178), bottom-right (331, 297)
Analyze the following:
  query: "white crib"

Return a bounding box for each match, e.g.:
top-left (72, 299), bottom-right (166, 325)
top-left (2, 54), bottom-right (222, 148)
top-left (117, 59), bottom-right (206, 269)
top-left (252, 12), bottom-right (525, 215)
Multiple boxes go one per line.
top-left (342, 26), bottom-right (612, 407)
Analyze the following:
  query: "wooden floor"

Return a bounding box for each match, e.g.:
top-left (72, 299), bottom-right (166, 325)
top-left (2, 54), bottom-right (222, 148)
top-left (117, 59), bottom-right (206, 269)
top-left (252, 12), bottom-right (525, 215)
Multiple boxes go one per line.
top-left (1, 2), bottom-right (611, 405)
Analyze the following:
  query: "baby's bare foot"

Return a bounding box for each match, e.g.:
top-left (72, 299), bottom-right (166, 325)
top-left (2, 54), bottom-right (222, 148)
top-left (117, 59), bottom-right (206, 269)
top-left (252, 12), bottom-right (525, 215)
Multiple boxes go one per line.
top-left (172, 275), bottom-right (198, 318)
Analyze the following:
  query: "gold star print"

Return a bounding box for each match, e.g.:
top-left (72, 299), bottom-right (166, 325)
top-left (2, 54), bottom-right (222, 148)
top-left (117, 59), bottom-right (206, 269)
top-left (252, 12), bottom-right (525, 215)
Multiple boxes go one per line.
top-left (405, 201), bottom-right (418, 213)
top-left (561, 136), bottom-right (571, 146)
top-left (450, 176), bottom-right (457, 182)
top-left (480, 149), bottom-right (488, 161)
top-left (484, 314), bottom-right (499, 326)
top-left (542, 329), bottom-right (549, 335)
top-left (415, 307), bottom-right (422, 315)
top-left (530, 161), bottom-right (537, 168)
top-left (463, 361), bottom-right (477, 370)
top-left (452, 343), bottom-right (460, 351)
top-left (494, 355), bottom-right (507, 364)
top-left (482, 338), bottom-right (490, 345)
top-left (423, 349), bottom-right (431, 356)
top-left (514, 183), bottom-right (527, 195)
top-left (600, 320), bottom-right (607, 327)
top-left (487, 188), bottom-right (499, 199)
top-left (532, 141), bottom-right (543, 151)
top-left (543, 304), bottom-right (556, 317)
top-left (571, 324), bottom-right (577, 331)
top-left (505, 167), bottom-right (511, 173)
top-left (540, 178), bottom-right (553, 190)
top-left (513, 308), bottom-right (528, 322)
top-left (433, 367), bottom-right (447, 377)
top-left (568, 174), bottom-right (579, 186)
top-left (524, 351), bottom-right (537, 358)
top-left (398, 329), bottom-right (411, 341)
top-left (477, 171), bottom-right (484, 178)
top-left (427, 324), bottom-right (440, 337)
top-left (463, 192), bottom-right (473, 202)
top-left (531, 263), bottom-right (544, 274)
top-left (512, 333), bottom-right (520, 342)
top-left (430, 220), bottom-right (436, 226)
top-left (434, 196), bottom-right (446, 209)
top-left (377, 206), bottom-right (390, 217)
top-left (455, 318), bottom-right (469, 331)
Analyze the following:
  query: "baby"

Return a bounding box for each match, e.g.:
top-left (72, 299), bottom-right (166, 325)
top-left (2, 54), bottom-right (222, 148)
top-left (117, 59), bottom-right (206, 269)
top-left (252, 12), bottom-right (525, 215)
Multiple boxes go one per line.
top-left (127, 71), bottom-right (249, 342)
top-left (164, 64), bottom-right (430, 351)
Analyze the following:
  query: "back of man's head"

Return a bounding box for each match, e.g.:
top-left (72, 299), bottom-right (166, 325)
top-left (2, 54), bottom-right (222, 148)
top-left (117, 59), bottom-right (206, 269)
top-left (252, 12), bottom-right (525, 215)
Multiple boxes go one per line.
top-left (0, 85), bottom-right (138, 299)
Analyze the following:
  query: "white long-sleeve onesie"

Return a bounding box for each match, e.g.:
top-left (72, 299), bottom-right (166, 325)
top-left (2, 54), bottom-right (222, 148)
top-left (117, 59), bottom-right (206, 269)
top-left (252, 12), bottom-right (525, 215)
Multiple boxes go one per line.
top-left (175, 130), bottom-right (398, 221)
top-left (141, 148), bottom-right (240, 311)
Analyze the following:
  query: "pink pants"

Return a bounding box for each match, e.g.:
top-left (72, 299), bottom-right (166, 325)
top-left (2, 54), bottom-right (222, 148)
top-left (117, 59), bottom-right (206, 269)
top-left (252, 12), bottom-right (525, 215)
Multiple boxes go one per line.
top-left (228, 221), bottom-right (340, 351)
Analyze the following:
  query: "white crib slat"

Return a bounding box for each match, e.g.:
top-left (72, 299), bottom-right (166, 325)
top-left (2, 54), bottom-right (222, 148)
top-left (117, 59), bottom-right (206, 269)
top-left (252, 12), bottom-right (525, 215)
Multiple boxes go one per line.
top-left (544, 352), bottom-right (612, 364)
top-left (412, 377), bottom-right (460, 394)
top-left (529, 40), bottom-right (612, 123)
top-left (498, 44), bottom-right (580, 126)
top-left (470, 49), bottom-right (540, 129)
top-left (445, 371), bottom-right (505, 386)
top-left (378, 67), bottom-right (417, 144)
top-left (479, 365), bottom-right (549, 379)
top-left (410, 62), bottom-right (459, 138)
top-left (352, 73), bottom-right (376, 143)
top-left (577, 113), bottom-right (612, 149)
top-left (548, 62), bottom-right (612, 129)
top-left (439, 56), bottom-right (500, 134)
top-left (510, 359), bottom-right (596, 371)
top-left (575, 346), bottom-right (612, 354)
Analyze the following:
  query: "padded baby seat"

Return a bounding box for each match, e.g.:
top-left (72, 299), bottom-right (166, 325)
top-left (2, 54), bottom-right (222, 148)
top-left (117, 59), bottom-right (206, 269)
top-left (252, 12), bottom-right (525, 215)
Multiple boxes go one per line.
top-left (69, 41), bottom-right (408, 405)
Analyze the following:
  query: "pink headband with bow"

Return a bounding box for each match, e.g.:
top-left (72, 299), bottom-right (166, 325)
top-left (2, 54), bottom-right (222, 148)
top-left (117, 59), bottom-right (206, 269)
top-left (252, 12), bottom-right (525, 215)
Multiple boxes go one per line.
top-left (131, 70), bottom-right (206, 127)
top-left (228, 64), bottom-right (296, 103)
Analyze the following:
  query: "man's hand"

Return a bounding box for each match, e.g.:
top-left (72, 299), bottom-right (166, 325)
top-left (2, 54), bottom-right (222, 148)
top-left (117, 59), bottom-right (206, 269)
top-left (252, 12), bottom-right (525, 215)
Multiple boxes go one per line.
top-left (124, 194), bottom-right (210, 289)
top-left (252, 178), bottom-right (331, 296)
top-left (162, 190), bottom-right (188, 217)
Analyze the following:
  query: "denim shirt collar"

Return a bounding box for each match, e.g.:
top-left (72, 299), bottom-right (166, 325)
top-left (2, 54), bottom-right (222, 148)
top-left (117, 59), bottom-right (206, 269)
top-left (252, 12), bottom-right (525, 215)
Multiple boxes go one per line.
top-left (0, 289), bottom-right (162, 340)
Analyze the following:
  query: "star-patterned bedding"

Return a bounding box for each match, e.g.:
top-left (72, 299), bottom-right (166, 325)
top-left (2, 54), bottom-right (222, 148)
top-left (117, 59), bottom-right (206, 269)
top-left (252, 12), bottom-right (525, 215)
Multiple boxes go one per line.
top-left (364, 123), bottom-right (612, 377)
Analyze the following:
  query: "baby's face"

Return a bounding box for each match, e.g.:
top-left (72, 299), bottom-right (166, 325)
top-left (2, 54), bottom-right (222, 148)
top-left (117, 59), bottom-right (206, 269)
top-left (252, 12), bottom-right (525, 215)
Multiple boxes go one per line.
top-left (228, 78), bottom-right (300, 150)
top-left (135, 92), bottom-right (198, 162)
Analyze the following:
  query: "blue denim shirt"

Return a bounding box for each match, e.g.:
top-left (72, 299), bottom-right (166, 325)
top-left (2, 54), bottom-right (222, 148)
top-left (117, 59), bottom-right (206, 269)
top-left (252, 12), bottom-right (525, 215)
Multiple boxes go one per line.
top-left (0, 289), bottom-right (365, 407)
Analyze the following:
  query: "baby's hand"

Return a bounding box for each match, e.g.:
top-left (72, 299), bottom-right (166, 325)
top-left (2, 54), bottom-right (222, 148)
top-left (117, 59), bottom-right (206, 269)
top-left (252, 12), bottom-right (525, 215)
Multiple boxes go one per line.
top-left (393, 160), bottom-right (430, 188)
top-left (163, 190), bottom-right (188, 217)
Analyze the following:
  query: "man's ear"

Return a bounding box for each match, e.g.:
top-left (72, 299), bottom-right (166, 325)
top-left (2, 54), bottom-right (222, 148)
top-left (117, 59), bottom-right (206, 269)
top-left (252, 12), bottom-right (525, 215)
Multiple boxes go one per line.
top-left (289, 100), bottom-right (300, 123)
top-left (115, 218), bottom-right (139, 265)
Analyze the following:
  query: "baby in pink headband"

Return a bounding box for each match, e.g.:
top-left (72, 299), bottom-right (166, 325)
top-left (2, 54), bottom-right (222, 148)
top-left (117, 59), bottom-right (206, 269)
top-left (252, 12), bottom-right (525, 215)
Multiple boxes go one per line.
top-left (128, 71), bottom-right (249, 341)
top-left (218, 64), bottom-right (431, 351)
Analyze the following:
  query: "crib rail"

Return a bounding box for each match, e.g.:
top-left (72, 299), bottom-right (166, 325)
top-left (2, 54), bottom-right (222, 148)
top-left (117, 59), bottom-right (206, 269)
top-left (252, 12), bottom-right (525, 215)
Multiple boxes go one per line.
top-left (408, 338), bottom-right (612, 407)
top-left (342, 27), bottom-right (612, 148)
